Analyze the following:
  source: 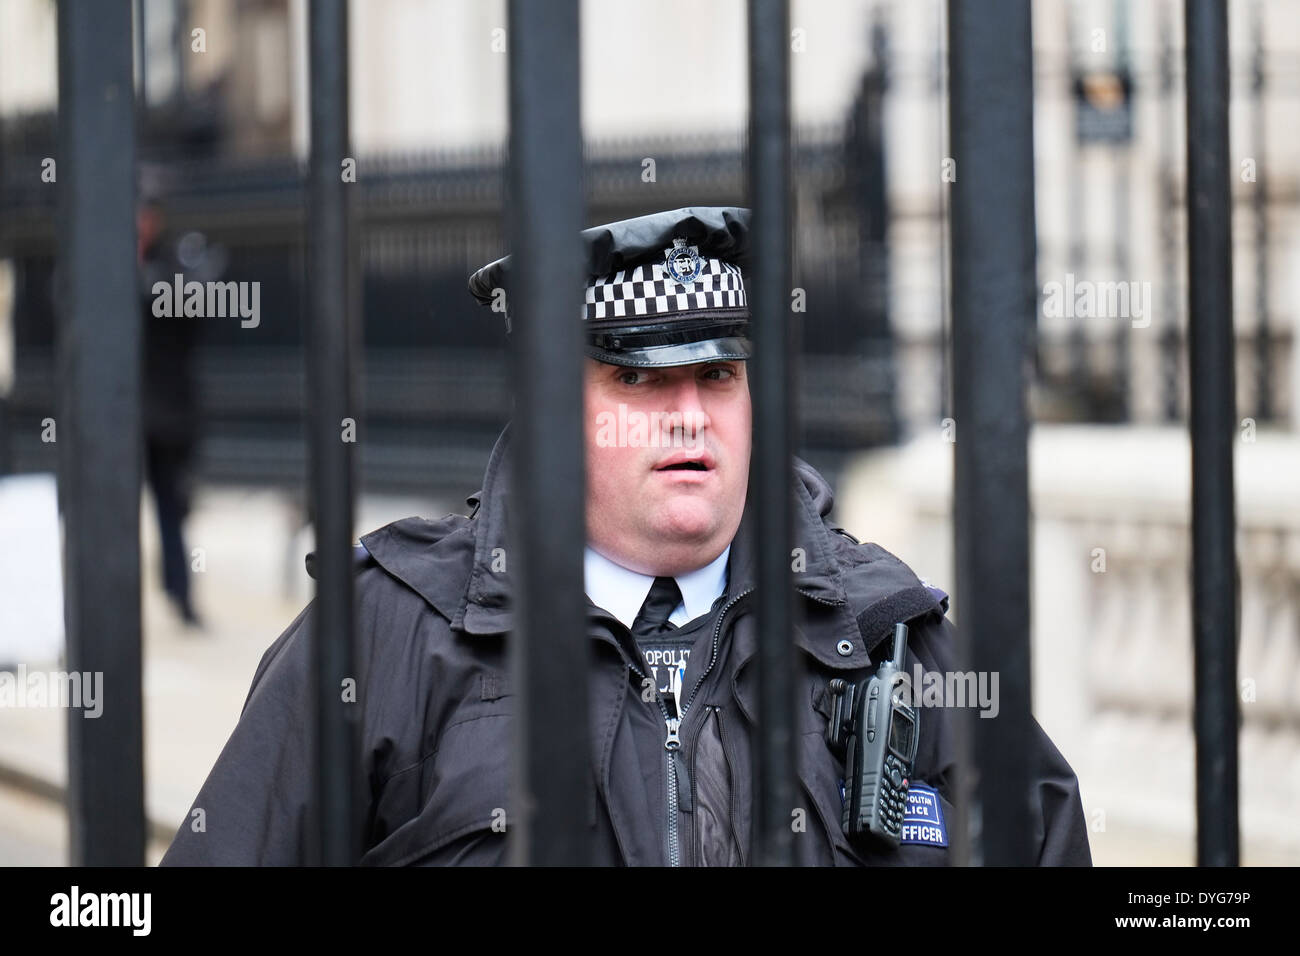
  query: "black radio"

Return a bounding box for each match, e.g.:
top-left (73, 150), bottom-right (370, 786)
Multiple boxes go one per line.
top-left (825, 622), bottom-right (918, 849)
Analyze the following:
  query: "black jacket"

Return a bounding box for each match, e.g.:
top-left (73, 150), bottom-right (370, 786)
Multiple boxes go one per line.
top-left (160, 423), bottom-right (1092, 866)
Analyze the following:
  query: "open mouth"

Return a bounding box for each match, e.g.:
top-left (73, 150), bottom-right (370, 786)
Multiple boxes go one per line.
top-left (658, 461), bottom-right (709, 472)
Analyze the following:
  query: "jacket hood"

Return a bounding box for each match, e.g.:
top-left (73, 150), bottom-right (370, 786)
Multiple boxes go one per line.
top-left (347, 421), bottom-right (947, 658)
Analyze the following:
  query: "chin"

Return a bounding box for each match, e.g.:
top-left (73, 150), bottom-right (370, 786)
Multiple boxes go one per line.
top-left (654, 504), bottom-right (719, 541)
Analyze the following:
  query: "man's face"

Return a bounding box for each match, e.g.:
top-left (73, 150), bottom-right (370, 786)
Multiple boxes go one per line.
top-left (583, 355), bottom-right (751, 576)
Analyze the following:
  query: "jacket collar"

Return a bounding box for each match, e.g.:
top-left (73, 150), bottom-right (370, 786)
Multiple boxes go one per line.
top-left (358, 422), bottom-right (944, 665)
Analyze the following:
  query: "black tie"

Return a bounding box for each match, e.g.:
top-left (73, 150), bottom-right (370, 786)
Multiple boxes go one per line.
top-left (631, 576), bottom-right (682, 640)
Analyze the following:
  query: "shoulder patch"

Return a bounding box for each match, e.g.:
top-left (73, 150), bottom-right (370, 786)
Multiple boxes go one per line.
top-left (899, 782), bottom-right (948, 847)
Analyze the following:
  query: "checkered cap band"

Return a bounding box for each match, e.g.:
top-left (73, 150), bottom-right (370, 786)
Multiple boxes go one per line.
top-left (584, 257), bottom-right (746, 321)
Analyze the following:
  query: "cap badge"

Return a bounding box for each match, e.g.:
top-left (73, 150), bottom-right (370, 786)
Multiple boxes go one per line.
top-left (663, 237), bottom-right (704, 286)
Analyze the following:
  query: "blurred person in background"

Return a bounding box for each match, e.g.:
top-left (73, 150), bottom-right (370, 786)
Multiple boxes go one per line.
top-left (137, 183), bottom-right (201, 628)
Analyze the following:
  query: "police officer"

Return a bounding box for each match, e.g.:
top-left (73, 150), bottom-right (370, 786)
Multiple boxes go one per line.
top-left (161, 206), bottom-right (1091, 866)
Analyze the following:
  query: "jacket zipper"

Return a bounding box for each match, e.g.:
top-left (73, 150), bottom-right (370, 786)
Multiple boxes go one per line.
top-left (712, 703), bottom-right (747, 866)
top-left (661, 587), bottom-right (754, 866)
top-left (621, 656), bottom-right (688, 866)
top-left (684, 704), bottom-right (712, 866)
top-left (607, 582), bottom-right (825, 866)
top-left (619, 588), bottom-right (755, 866)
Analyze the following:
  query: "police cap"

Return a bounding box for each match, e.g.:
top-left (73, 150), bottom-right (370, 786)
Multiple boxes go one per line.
top-left (467, 206), bottom-right (752, 367)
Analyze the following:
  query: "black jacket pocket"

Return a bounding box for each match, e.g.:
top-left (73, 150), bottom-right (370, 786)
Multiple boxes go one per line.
top-left (692, 705), bottom-right (745, 866)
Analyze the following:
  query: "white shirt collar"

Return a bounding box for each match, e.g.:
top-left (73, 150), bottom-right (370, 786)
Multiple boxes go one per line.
top-left (584, 544), bottom-right (731, 631)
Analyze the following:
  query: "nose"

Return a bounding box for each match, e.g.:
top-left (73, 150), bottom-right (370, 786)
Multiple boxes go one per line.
top-left (658, 375), bottom-right (710, 447)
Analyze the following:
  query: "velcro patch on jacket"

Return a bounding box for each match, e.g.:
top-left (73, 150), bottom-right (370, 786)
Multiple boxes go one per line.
top-left (480, 673), bottom-right (510, 701)
top-left (899, 782), bottom-right (948, 847)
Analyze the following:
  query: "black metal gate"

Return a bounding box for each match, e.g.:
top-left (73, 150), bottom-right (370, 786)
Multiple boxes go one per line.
top-left (37, 0), bottom-right (1239, 867)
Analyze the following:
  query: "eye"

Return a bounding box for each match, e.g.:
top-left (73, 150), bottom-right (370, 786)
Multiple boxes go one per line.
top-left (701, 364), bottom-right (737, 381)
top-left (617, 369), bottom-right (650, 386)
